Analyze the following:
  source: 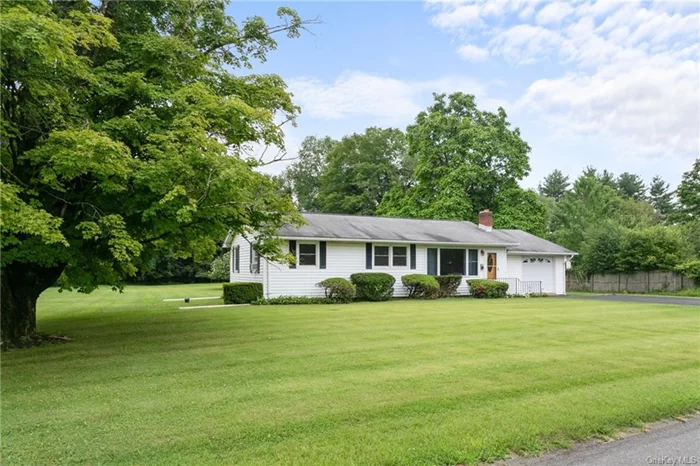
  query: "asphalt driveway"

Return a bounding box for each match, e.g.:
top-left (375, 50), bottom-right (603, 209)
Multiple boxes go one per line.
top-left (500, 415), bottom-right (700, 466)
top-left (561, 294), bottom-right (700, 306)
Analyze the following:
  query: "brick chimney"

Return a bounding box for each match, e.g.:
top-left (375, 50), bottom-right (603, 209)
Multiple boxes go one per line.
top-left (478, 209), bottom-right (493, 232)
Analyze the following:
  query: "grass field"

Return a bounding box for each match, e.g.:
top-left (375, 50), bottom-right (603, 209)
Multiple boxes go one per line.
top-left (2, 284), bottom-right (699, 465)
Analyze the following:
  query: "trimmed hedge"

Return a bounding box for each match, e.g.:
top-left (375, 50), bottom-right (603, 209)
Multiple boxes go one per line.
top-left (436, 275), bottom-right (462, 297)
top-left (466, 279), bottom-right (509, 299)
top-left (253, 296), bottom-right (332, 305)
top-left (222, 282), bottom-right (263, 304)
top-left (350, 272), bottom-right (395, 301)
top-left (401, 274), bottom-right (439, 299)
top-left (316, 277), bottom-right (356, 302)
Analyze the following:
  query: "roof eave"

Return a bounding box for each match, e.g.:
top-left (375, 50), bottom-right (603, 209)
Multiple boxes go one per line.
top-left (279, 235), bottom-right (519, 247)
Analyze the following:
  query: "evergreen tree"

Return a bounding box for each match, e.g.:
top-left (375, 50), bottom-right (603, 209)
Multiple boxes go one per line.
top-left (616, 172), bottom-right (647, 200)
top-left (648, 175), bottom-right (676, 216)
top-left (538, 169), bottom-right (570, 200)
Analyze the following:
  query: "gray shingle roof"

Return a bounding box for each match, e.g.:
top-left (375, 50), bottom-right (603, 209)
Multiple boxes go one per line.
top-left (492, 229), bottom-right (576, 254)
top-left (277, 213), bottom-right (576, 254)
top-left (279, 213), bottom-right (516, 245)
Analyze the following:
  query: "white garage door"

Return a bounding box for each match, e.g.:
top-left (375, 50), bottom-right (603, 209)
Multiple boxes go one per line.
top-left (521, 257), bottom-right (555, 294)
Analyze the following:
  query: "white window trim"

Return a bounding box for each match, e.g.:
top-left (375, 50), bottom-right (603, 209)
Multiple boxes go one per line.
top-left (373, 244), bottom-right (392, 268)
top-left (391, 245), bottom-right (409, 268)
top-left (466, 248), bottom-right (479, 277)
top-left (297, 241), bottom-right (319, 268)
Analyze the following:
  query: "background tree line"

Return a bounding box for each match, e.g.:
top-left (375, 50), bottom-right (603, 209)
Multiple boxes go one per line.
top-left (281, 93), bottom-right (700, 278)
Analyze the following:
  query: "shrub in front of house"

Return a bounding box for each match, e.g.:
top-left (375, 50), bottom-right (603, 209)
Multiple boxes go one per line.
top-left (350, 272), bottom-right (396, 301)
top-left (435, 275), bottom-right (462, 297)
top-left (253, 296), bottom-right (332, 305)
top-left (401, 274), bottom-right (439, 299)
top-left (466, 279), bottom-right (509, 299)
top-left (316, 278), bottom-right (356, 302)
top-left (223, 282), bottom-right (263, 304)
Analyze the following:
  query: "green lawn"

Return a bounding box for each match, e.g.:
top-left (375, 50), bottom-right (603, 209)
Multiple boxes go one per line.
top-left (3, 284), bottom-right (699, 465)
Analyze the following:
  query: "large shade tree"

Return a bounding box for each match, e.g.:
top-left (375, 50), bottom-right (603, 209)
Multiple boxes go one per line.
top-left (377, 93), bottom-right (532, 222)
top-left (0, 1), bottom-right (315, 345)
top-left (281, 135), bottom-right (336, 212)
top-left (317, 127), bottom-right (409, 216)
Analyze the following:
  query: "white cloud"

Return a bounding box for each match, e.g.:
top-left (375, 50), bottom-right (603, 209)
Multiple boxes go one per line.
top-left (288, 72), bottom-right (488, 122)
top-left (430, 4), bottom-right (482, 30)
top-left (536, 2), bottom-right (574, 25)
top-left (488, 25), bottom-right (563, 64)
top-left (425, 0), bottom-right (700, 161)
top-left (289, 73), bottom-right (421, 121)
top-left (518, 57), bottom-right (699, 159)
top-left (457, 44), bottom-right (489, 61)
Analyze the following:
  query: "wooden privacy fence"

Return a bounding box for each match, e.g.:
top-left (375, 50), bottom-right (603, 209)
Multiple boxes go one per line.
top-left (566, 271), bottom-right (696, 293)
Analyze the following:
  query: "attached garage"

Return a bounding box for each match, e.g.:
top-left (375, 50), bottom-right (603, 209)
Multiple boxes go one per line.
top-left (521, 257), bottom-right (556, 294)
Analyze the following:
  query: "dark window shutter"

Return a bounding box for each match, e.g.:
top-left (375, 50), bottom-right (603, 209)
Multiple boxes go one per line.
top-left (249, 245), bottom-right (253, 273)
top-left (289, 240), bottom-right (296, 269)
top-left (410, 244), bottom-right (416, 269)
top-left (319, 241), bottom-right (327, 269)
top-left (427, 248), bottom-right (438, 276)
top-left (235, 246), bottom-right (240, 272)
top-left (365, 243), bottom-right (372, 269)
top-left (256, 250), bottom-right (261, 274)
top-left (462, 249), bottom-right (467, 275)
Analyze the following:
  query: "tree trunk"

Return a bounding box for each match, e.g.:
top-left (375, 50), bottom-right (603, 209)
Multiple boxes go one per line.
top-left (1, 263), bottom-right (64, 347)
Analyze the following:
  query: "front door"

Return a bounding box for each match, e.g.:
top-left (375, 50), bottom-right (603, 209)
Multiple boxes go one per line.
top-left (487, 253), bottom-right (497, 279)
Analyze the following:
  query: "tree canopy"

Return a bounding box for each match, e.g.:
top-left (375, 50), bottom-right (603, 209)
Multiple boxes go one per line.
top-left (317, 127), bottom-right (409, 216)
top-left (0, 0), bottom-right (313, 345)
top-left (538, 169), bottom-right (570, 200)
top-left (281, 136), bottom-right (336, 212)
top-left (616, 172), bottom-right (647, 200)
top-left (677, 158), bottom-right (700, 221)
top-left (648, 175), bottom-right (676, 218)
top-left (377, 93), bottom-right (531, 221)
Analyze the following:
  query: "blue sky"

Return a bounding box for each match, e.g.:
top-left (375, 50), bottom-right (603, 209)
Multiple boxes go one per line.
top-left (229, 1), bottom-right (699, 190)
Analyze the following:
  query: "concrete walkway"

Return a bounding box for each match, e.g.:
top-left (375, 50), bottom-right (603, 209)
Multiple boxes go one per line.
top-left (561, 294), bottom-right (700, 306)
top-left (500, 415), bottom-right (700, 466)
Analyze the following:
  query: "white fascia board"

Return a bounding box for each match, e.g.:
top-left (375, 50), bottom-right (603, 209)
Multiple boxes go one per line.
top-left (278, 236), bottom-right (519, 247)
top-left (508, 251), bottom-right (578, 256)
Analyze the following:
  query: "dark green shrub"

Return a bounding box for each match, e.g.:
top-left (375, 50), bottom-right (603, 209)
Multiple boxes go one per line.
top-left (466, 279), bottom-right (509, 298)
top-left (253, 296), bottom-right (333, 305)
top-left (222, 282), bottom-right (263, 304)
top-left (350, 272), bottom-right (395, 301)
top-left (435, 275), bottom-right (462, 297)
top-left (401, 274), bottom-right (439, 299)
top-left (317, 277), bottom-right (356, 302)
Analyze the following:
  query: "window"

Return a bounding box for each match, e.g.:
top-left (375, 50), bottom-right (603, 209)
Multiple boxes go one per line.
top-left (299, 243), bottom-right (317, 266)
top-left (393, 246), bottom-right (407, 266)
top-left (250, 245), bottom-right (261, 274)
top-left (440, 249), bottom-right (466, 275)
top-left (468, 249), bottom-right (478, 276)
top-left (374, 246), bottom-right (390, 266)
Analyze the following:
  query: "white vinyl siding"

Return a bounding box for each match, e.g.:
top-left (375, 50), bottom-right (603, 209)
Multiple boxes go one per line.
top-left (263, 242), bottom-right (508, 298)
top-left (507, 253), bottom-right (568, 295)
top-left (228, 234), bottom-right (264, 285)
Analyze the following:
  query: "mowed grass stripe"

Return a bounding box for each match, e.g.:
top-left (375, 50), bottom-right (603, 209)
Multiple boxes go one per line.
top-left (2, 284), bottom-right (699, 465)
